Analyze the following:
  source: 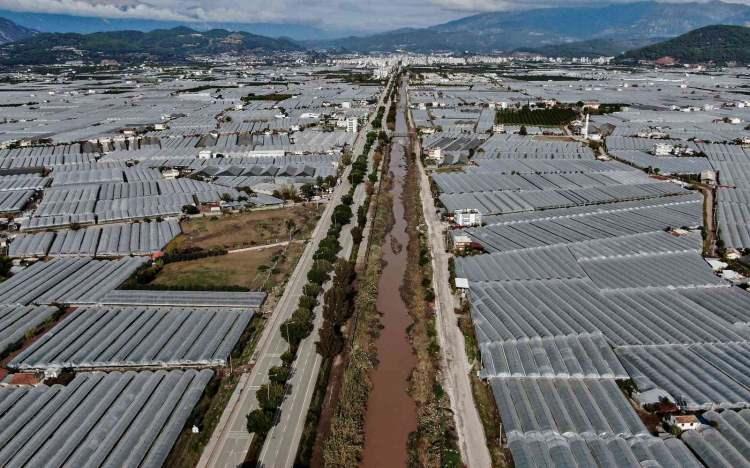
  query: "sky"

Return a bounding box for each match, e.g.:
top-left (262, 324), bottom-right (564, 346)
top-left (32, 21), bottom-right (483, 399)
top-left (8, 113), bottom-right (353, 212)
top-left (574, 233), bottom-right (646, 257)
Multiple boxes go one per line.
top-left (0, 0), bottom-right (745, 33)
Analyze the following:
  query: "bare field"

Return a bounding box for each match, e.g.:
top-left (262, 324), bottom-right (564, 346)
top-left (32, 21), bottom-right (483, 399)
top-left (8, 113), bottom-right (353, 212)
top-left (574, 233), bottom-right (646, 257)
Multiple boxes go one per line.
top-left (152, 243), bottom-right (305, 292)
top-left (168, 204), bottom-right (324, 252)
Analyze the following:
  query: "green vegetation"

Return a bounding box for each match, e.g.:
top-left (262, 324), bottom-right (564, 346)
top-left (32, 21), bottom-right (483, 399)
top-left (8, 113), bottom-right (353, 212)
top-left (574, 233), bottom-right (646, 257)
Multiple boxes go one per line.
top-left (622, 25), bottom-right (750, 64)
top-left (403, 150), bottom-right (459, 467)
top-left (246, 112), bottom-right (378, 449)
top-left (0, 256), bottom-right (12, 281)
top-left (496, 107), bottom-right (576, 126)
top-left (322, 141), bottom-right (393, 467)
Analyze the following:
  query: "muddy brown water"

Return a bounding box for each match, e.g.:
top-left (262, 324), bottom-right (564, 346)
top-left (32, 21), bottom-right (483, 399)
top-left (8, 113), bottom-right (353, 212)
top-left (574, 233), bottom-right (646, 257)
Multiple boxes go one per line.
top-left (361, 91), bottom-right (418, 468)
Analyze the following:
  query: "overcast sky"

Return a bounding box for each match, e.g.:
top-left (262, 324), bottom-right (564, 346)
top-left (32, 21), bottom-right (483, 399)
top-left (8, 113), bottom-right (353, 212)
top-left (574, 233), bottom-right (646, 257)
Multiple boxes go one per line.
top-left (0, 0), bottom-right (745, 32)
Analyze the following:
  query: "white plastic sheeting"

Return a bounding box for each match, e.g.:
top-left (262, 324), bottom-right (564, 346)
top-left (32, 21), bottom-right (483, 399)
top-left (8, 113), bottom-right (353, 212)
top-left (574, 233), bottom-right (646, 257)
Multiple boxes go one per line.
top-left (0, 257), bottom-right (148, 306)
top-left (465, 197), bottom-right (702, 253)
top-left (480, 333), bottom-right (628, 379)
top-left (0, 369), bottom-right (212, 467)
top-left (579, 252), bottom-right (727, 291)
top-left (100, 289), bottom-right (266, 309)
top-left (617, 344), bottom-right (750, 411)
top-left (0, 305), bottom-right (57, 356)
top-left (0, 189), bottom-right (33, 213)
top-left (456, 245), bottom-right (585, 283)
top-left (440, 182), bottom-right (687, 215)
top-left (683, 409), bottom-right (750, 468)
top-left (10, 306), bottom-right (253, 369)
top-left (9, 220), bottom-right (181, 258)
top-left (508, 432), bottom-right (702, 468)
top-left (491, 377), bottom-right (648, 437)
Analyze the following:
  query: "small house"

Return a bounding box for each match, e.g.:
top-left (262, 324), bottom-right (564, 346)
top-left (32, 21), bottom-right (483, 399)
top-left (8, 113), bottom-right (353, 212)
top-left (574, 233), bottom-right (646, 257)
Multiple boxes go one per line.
top-left (667, 415), bottom-right (700, 432)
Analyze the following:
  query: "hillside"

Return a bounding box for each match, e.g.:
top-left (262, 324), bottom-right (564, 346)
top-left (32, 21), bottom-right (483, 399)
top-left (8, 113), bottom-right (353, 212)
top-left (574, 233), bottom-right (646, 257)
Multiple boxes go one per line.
top-left (517, 37), bottom-right (666, 58)
top-left (312, 1), bottom-right (750, 53)
top-left (0, 17), bottom-right (35, 45)
top-left (0, 26), bottom-right (303, 65)
top-left (622, 25), bottom-right (750, 64)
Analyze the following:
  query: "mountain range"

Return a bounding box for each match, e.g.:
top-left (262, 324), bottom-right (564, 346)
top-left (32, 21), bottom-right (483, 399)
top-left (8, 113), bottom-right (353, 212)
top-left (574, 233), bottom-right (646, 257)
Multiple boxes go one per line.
top-left (0, 1), bottom-right (749, 64)
top-left (309, 1), bottom-right (750, 54)
top-left (0, 9), bottom-right (347, 41)
top-left (0, 17), bottom-right (35, 45)
top-left (0, 27), bottom-right (302, 65)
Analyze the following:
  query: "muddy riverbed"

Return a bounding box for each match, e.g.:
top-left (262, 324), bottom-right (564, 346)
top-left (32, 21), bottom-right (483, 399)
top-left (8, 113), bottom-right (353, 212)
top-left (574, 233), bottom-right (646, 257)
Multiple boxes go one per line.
top-left (360, 103), bottom-right (418, 467)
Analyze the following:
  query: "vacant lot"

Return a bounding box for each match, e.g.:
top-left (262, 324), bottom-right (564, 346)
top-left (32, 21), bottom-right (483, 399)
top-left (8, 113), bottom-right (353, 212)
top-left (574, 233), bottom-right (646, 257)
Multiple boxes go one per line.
top-left (152, 243), bottom-right (305, 292)
top-left (168, 204), bottom-right (323, 252)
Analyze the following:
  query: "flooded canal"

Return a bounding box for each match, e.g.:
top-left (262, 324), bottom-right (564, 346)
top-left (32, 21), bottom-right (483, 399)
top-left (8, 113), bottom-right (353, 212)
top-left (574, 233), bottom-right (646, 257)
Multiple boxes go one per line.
top-left (360, 83), bottom-right (418, 468)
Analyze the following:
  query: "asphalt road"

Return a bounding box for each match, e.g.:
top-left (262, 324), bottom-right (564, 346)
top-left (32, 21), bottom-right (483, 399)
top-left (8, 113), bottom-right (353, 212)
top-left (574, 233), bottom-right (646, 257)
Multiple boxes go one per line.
top-left (199, 75), bottom-right (392, 468)
top-left (407, 83), bottom-right (493, 467)
top-left (198, 158), bottom-right (354, 468)
top-left (256, 131), bottom-right (371, 468)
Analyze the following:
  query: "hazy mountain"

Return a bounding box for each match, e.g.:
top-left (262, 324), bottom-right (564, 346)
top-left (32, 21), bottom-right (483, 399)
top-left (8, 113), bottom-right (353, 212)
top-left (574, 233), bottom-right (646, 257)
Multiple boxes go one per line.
top-left (0, 9), bottom-right (349, 41)
top-left (0, 17), bottom-right (35, 45)
top-left (312, 1), bottom-right (750, 53)
top-left (0, 27), bottom-right (303, 65)
top-left (621, 25), bottom-right (750, 64)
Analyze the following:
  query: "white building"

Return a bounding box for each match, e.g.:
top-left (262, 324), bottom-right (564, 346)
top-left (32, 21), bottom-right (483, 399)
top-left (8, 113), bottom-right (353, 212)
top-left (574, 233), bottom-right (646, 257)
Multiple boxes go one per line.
top-left (654, 143), bottom-right (674, 156)
top-left (667, 415), bottom-right (700, 432)
top-left (346, 117), bottom-right (359, 134)
top-left (426, 147), bottom-right (443, 164)
top-left (454, 209), bottom-right (482, 227)
top-left (161, 169), bottom-right (180, 180)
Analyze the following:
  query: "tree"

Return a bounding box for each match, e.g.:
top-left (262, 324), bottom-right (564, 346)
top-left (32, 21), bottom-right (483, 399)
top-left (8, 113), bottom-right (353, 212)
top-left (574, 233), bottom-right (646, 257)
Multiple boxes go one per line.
top-left (350, 225), bottom-right (363, 245)
top-left (332, 204), bottom-right (353, 226)
top-left (246, 409), bottom-right (274, 434)
top-left (316, 325), bottom-right (344, 358)
top-left (269, 365), bottom-right (292, 385)
top-left (0, 256), bottom-right (12, 278)
top-left (285, 219), bottom-right (297, 241)
top-left (182, 204), bottom-right (199, 215)
top-left (257, 382), bottom-right (286, 411)
top-left (300, 183), bottom-right (316, 200)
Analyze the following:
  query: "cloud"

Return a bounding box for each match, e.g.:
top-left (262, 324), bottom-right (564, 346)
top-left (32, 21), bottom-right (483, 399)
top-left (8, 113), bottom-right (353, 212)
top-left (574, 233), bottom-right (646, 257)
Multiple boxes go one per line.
top-left (430, 0), bottom-right (750, 11)
top-left (0, 0), bottom-right (465, 30)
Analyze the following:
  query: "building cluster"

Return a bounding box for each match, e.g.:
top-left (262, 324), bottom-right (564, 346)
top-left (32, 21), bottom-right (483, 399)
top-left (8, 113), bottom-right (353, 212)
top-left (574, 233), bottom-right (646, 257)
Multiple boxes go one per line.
top-left (416, 64), bottom-right (750, 466)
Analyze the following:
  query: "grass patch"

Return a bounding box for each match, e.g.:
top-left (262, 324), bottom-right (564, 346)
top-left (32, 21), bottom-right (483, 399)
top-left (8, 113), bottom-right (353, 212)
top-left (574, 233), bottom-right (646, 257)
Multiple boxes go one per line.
top-left (152, 244), bottom-right (304, 292)
top-left (460, 303), bottom-right (507, 467)
top-left (168, 205), bottom-right (323, 252)
top-left (469, 372), bottom-right (507, 467)
top-left (403, 147), bottom-right (458, 467)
